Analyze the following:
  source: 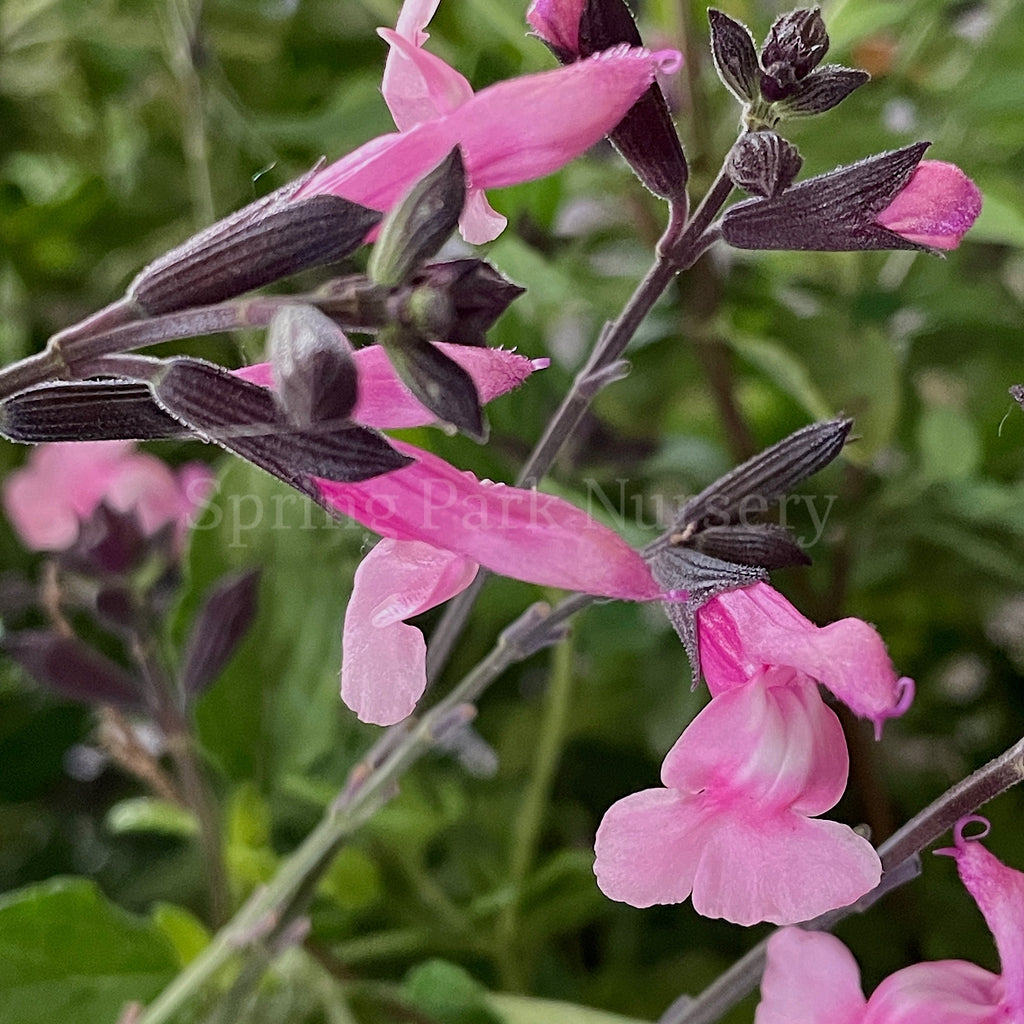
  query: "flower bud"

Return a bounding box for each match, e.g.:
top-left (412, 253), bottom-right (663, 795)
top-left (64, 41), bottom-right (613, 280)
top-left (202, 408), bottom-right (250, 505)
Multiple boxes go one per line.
top-left (726, 131), bottom-right (803, 197)
top-left (721, 143), bottom-right (981, 252)
top-left (378, 326), bottom-right (486, 442)
top-left (367, 148), bottom-right (466, 288)
top-left (129, 183), bottom-right (381, 315)
top-left (708, 9), bottom-right (760, 104)
top-left (268, 305), bottom-right (359, 428)
top-left (759, 7), bottom-right (829, 101)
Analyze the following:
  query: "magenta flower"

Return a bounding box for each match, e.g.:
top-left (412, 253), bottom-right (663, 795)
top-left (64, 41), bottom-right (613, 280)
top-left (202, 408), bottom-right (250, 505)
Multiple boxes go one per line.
top-left (697, 581), bottom-right (914, 737)
top-left (876, 160), bottom-right (983, 250)
top-left (756, 817), bottom-right (1024, 1023)
top-left (593, 667), bottom-right (880, 924)
top-left (241, 339), bottom-right (660, 725)
top-left (293, 0), bottom-right (682, 243)
top-left (3, 440), bottom-right (212, 552)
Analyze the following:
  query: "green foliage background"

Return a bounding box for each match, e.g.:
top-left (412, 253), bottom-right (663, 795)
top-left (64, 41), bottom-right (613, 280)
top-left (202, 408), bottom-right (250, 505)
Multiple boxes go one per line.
top-left (1, 0), bottom-right (1023, 1021)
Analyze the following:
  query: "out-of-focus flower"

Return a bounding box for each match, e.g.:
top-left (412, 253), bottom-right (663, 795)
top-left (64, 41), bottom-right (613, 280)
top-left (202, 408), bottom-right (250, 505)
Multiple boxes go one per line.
top-left (696, 581), bottom-right (914, 736)
top-left (755, 817), bottom-right (1024, 1023)
top-left (3, 440), bottom-right (212, 552)
top-left (593, 667), bottom-right (880, 925)
top-left (875, 160), bottom-right (984, 250)
top-left (294, 1), bottom-right (682, 240)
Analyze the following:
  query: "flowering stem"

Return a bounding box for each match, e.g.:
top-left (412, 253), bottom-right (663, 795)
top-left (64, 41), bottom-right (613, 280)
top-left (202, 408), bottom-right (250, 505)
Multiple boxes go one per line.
top-left (427, 154), bottom-right (739, 679)
top-left (135, 596), bottom-right (585, 1024)
top-left (496, 628), bottom-right (577, 991)
top-left (658, 732), bottom-right (1024, 1024)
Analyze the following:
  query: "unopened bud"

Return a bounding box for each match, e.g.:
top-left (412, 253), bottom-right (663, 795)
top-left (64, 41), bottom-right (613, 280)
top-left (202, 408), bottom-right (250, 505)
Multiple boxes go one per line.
top-left (368, 148), bottom-right (466, 287)
top-left (379, 326), bottom-right (486, 442)
top-left (181, 568), bottom-right (261, 696)
top-left (269, 305), bottom-right (358, 428)
top-left (776, 66), bottom-right (870, 118)
top-left (708, 9), bottom-right (761, 105)
top-left (721, 142), bottom-right (933, 252)
top-left (412, 259), bottom-right (525, 347)
top-left (759, 7), bottom-right (829, 101)
top-left (129, 182), bottom-right (381, 315)
top-left (727, 131), bottom-right (803, 197)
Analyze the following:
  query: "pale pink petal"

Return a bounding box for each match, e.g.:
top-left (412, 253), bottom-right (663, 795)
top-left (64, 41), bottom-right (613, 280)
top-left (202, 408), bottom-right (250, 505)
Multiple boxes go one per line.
top-left (946, 821), bottom-right (1024, 1016)
top-left (458, 187), bottom-right (508, 245)
top-left (527, 0), bottom-right (586, 55)
top-left (593, 787), bottom-right (712, 908)
top-left (756, 929), bottom-right (867, 1024)
top-left (317, 441), bottom-right (660, 600)
top-left (341, 538), bottom-right (477, 725)
top-left (295, 47), bottom-right (681, 210)
top-left (876, 161), bottom-right (982, 250)
top-left (691, 810), bottom-right (880, 925)
top-left (661, 670), bottom-right (849, 817)
top-left (393, 0), bottom-right (442, 45)
top-left (235, 344), bottom-right (543, 429)
top-left (863, 961), bottom-right (1004, 1024)
top-left (698, 582), bottom-right (910, 730)
top-left (380, 27), bottom-right (473, 131)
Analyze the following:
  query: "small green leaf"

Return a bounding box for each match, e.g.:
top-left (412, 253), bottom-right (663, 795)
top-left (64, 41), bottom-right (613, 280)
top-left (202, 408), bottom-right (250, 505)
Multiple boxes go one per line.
top-left (402, 960), bottom-right (501, 1024)
top-left (917, 406), bottom-right (981, 482)
top-left (318, 846), bottom-right (382, 911)
top-left (105, 796), bottom-right (198, 837)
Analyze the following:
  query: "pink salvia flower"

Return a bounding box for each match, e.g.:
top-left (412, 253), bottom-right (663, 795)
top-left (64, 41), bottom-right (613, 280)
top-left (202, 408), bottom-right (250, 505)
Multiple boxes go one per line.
top-left (593, 667), bottom-right (881, 925)
top-left (241, 339), bottom-right (659, 724)
top-left (697, 581), bottom-right (914, 736)
top-left (876, 160), bottom-right (983, 250)
top-left (294, 31), bottom-right (682, 243)
top-left (757, 817), bottom-right (1024, 1024)
top-left (3, 440), bottom-right (212, 552)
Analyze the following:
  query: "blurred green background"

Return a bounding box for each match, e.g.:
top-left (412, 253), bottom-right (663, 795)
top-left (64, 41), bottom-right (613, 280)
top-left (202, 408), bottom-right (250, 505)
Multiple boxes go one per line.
top-left (1, 0), bottom-right (1023, 1021)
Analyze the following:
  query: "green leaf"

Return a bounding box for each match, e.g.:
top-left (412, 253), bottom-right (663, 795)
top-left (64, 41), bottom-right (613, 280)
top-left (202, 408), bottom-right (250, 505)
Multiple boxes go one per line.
top-left (487, 993), bottom-right (651, 1024)
top-left (0, 878), bottom-right (177, 1024)
top-left (152, 903), bottom-right (211, 968)
top-left (917, 406), bottom-right (981, 483)
top-left (105, 797), bottom-right (198, 838)
top-left (402, 960), bottom-right (501, 1024)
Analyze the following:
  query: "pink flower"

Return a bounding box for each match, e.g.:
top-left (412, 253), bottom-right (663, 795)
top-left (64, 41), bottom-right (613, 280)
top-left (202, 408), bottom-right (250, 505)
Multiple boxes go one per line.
top-left (593, 667), bottom-right (880, 925)
top-left (697, 581), bottom-right (914, 736)
top-left (757, 818), bottom-right (1024, 1023)
top-left (323, 443), bottom-right (660, 724)
top-left (3, 440), bottom-right (212, 552)
top-left (240, 339), bottom-right (660, 725)
top-left (876, 160), bottom-right (983, 250)
top-left (293, 1), bottom-right (681, 243)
